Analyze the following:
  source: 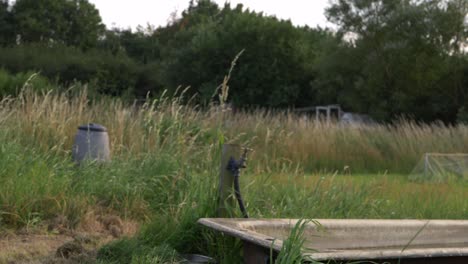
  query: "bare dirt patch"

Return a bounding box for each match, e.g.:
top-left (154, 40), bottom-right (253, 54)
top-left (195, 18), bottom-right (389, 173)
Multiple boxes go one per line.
top-left (0, 233), bottom-right (72, 263)
top-left (0, 212), bottom-right (139, 264)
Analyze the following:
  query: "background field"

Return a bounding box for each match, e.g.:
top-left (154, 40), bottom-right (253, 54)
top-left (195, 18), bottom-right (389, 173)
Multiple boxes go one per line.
top-left (0, 89), bottom-right (467, 263)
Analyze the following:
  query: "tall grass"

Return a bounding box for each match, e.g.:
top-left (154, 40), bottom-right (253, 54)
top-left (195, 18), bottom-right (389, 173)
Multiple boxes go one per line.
top-left (2, 88), bottom-right (468, 174)
top-left (1, 88), bottom-right (468, 262)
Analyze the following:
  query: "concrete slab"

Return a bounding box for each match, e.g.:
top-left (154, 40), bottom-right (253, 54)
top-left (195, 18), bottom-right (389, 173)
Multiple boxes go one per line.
top-left (198, 218), bottom-right (468, 262)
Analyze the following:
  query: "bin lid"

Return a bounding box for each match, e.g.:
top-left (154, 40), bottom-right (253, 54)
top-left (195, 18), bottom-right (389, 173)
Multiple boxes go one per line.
top-left (78, 123), bottom-right (107, 132)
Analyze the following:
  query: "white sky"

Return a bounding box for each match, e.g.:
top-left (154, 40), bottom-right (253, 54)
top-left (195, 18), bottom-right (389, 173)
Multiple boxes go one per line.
top-left (88, 0), bottom-right (334, 30)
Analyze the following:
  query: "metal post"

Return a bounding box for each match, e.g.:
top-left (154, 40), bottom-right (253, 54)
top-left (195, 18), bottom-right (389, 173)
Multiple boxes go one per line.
top-left (218, 144), bottom-right (241, 217)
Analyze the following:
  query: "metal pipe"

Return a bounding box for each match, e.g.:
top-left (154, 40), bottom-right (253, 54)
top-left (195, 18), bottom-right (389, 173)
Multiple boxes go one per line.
top-left (233, 165), bottom-right (248, 218)
top-left (226, 148), bottom-right (250, 218)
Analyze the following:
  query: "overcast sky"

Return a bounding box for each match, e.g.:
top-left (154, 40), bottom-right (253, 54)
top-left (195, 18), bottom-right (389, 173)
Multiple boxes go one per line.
top-left (88, 0), bottom-right (334, 30)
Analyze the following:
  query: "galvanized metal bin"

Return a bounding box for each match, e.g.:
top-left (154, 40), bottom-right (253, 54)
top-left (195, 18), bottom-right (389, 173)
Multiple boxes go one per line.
top-left (72, 123), bottom-right (110, 164)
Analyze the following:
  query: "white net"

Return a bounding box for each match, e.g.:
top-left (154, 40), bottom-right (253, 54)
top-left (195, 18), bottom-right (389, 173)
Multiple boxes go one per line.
top-left (409, 153), bottom-right (468, 182)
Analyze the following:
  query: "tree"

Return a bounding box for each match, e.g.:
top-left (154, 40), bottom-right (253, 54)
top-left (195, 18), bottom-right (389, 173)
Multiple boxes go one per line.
top-left (156, 0), bottom-right (325, 107)
top-left (101, 26), bottom-right (160, 64)
top-left (0, 0), bottom-right (14, 46)
top-left (12, 0), bottom-right (104, 49)
top-left (64, 0), bottom-right (106, 48)
top-left (322, 0), bottom-right (467, 122)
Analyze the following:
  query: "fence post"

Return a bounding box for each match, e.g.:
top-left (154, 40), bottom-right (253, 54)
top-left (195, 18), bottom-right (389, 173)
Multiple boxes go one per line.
top-left (217, 144), bottom-right (240, 217)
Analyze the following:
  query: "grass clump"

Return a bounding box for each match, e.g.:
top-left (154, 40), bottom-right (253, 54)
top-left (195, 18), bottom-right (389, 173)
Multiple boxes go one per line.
top-left (273, 219), bottom-right (312, 264)
top-left (97, 239), bottom-right (182, 264)
top-left (0, 134), bottom-right (74, 228)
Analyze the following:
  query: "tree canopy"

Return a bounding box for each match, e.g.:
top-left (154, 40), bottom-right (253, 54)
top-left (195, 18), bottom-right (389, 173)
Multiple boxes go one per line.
top-left (321, 0), bottom-right (468, 121)
top-left (0, 0), bottom-right (466, 123)
top-left (0, 0), bottom-right (14, 46)
top-left (12, 0), bottom-right (104, 48)
top-left (155, 1), bottom-right (326, 106)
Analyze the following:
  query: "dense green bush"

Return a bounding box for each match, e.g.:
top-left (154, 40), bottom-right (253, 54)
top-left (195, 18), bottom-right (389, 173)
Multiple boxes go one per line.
top-left (0, 68), bottom-right (53, 96)
top-left (0, 44), bottom-right (160, 97)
